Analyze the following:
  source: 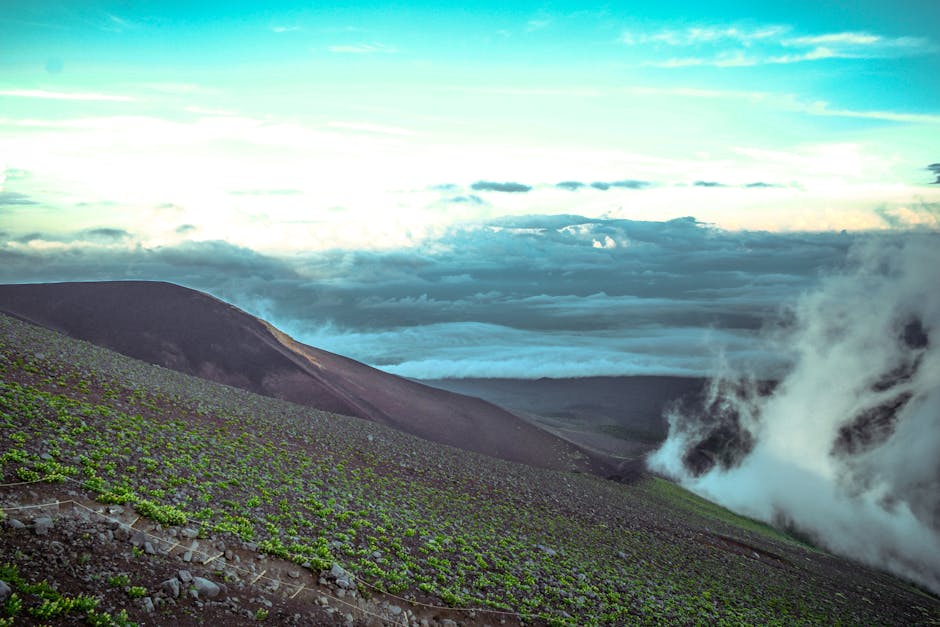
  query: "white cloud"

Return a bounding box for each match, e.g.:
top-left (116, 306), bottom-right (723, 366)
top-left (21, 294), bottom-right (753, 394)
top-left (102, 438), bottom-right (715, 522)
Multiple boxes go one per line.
top-left (326, 121), bottom-right (418, 136)
top-left (632, 23), bottom-right (934, 67)
top-left (784, 32), bottom-right (882, 46)
top-left (0, 89), bottom-right (135, 102)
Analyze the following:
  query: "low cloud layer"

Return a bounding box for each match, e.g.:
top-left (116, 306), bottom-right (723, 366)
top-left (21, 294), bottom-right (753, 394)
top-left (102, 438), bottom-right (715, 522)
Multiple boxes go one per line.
top-left (929, 163), bottom-right (940, 184)
top-left (470, 180), bottom-right (532, 193)
top-left (0, 214), bottom-right (861, 379)
top-left (649, 236), bottom-right (940, 594)
top-left (0, 191), bottom-right (37, 206)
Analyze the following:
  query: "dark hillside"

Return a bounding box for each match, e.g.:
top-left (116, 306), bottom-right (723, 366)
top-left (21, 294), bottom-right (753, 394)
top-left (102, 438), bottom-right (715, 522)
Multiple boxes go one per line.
top-left (0, 281), bottom-right (597, 474)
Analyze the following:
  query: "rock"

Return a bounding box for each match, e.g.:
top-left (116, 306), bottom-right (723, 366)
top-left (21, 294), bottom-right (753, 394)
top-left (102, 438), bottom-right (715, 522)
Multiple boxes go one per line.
top-left (617, 551), bottom-right (627, 560)
top-left (144, 541), bottom-right (157, 555)
top-left (181, 527), bottom-right (199, 539)
top-left (182, 551), bottom-right (192, 562)
top-left (330, 564), bottom-right (354, 589)
top-left (442, 620), bottom-right (458, 627)
top-left (288, 569), bottom-right (300, 579)
top-left (162, 578), bottom-right (181, 598)
top-left (178, 570), bottom-right (193, 584)
top-left (113, 525), bottom-right (131, 541)
top-left (389, 605), bottom-right (402, 616)
top-left (536, 544), bottom-right (556, 557)
top-left (318, 596), bottom-right (329, 606)
top-left (0, 580), bottom-right (11, 603)
top-left (7, 518), bottom-right (25, 530)
top-left (130, 531), bottom-right (147, 548)
top-left (142, 597), bottom-right (155, 613)
top-left (192, 577), bottom-right (221, 599)
top-left (33, 517), bottom-right (53, 536)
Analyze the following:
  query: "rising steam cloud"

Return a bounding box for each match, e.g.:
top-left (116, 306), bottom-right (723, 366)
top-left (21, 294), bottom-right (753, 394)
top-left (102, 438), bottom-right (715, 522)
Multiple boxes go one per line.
top-left (648, 235), bottom-right (940, 593)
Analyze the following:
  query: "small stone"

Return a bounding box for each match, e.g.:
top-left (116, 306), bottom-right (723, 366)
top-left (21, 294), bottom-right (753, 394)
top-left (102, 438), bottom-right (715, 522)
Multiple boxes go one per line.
top-left (130, 531), bottom-right (147, 548)
top-left (178, 570), bottom-right (193, 584)
top-left (142, 597), bottom-right (155, 613)
top-left (7, 518), bottom-right (25, 530)
top-left (441, 620), bottom-right (458, 627)
top-left (182, 551), bottom-right (192, 563)
top-left (114, 525), bottom-right (131, 541)
top-left (0, 580), bottom-right (11, 603)
top-left (33, 516), bottom-right (53, 536)
top-left (389, 605), bottom-right (402, 616)
top-left (162, 578), bottom-right (180, 598)
top-left (318, 596), bottom-right (329, 606)
top-left (287, 569), bottom-right (300, 579)
top-left (144, 541), bottom-right (157, 555)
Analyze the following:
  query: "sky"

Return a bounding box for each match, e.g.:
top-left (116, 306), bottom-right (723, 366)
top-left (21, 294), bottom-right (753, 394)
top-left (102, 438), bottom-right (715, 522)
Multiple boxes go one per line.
top-left (2, 1), bottom-right (940, 378)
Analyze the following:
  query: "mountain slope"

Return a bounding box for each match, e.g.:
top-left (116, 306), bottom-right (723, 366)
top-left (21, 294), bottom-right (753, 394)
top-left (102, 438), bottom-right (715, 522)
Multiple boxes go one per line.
top-left (0, 281), bottom-right (596, 473)
top-left (1, 311), bottom-right (937, 626)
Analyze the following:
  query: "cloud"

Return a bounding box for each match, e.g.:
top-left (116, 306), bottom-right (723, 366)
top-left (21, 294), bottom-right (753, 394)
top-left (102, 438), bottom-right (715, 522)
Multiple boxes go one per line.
top-left (2, 168), bottom-right (29, 181)
top-left (0, 191), bottom-right (37, 206)
top-left (448, 195), bottom-right (485, 205)
top-left (0, 215), bottom-right (865, 379)
top-left (632, 24), bottom-right (935, 68)
top-left (610, 179), bottom-right (651, 189)
top-left (83, 227), bottom-right (131, 242)
top-left (175, 224), bottom-right (197, 235)
top-left (649, 237), bottom-right (940, 595)
top-left (470, 181), bottom-right (532, 193)
top-left (327, 42), bottom-right (397, 54)
top-left (693, 181), bottom-right (726, 188)
top-left (271, 25), bottom-right (301, 33)
top-left (556, 181), bottom-right (586, 191)
top-left (0, 89), bottom-right (134, 102)
top-left (623, 25), bottom-right (786, 47)
top-left (622, 84), bottom-right (940, 125)
top-left (929, 164), bottom-right (940, 185)
top-left (745, 182), bottom-right (782, 188)
top-left (326, 121), bottom-right (418, 136)
top-left (230, 189), bottom-right (303, 196)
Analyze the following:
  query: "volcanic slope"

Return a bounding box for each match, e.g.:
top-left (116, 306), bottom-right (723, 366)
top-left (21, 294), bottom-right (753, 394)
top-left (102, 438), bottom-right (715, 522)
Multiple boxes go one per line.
top-left (0, 281), bottom-right (594, 473)
top-left (1, 313), bottom-right (938, 626)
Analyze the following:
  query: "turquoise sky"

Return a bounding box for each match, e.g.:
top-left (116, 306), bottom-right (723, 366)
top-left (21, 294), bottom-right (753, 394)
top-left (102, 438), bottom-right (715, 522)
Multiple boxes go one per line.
top-left (2, 1), bottom-right (940, 250)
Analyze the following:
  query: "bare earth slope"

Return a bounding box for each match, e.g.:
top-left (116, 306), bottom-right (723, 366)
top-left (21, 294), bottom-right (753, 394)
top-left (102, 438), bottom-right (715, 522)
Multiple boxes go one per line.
top-left (0, 281), bottom-right (595, 473)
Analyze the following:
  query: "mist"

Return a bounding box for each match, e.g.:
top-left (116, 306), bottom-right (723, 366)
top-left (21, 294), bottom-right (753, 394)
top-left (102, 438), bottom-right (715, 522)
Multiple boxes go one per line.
top-left (648, 234), bottom-right (940, 593)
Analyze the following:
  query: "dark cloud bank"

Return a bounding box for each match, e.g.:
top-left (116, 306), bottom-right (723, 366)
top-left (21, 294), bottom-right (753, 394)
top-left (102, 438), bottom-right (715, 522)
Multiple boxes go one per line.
top-left (0, 214), bottom-right (864, 378)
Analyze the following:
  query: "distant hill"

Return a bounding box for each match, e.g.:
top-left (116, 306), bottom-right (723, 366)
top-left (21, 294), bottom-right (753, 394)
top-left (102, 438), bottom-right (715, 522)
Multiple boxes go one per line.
top-left (422, 376), bottom-right (705, 464)
top-left (0, 281), bottom-right (599, 474)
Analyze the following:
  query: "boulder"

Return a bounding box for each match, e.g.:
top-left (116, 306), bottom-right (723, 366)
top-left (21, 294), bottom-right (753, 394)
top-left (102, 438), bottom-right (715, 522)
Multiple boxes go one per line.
top-left (192, 576), bottom-right (221, 599)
